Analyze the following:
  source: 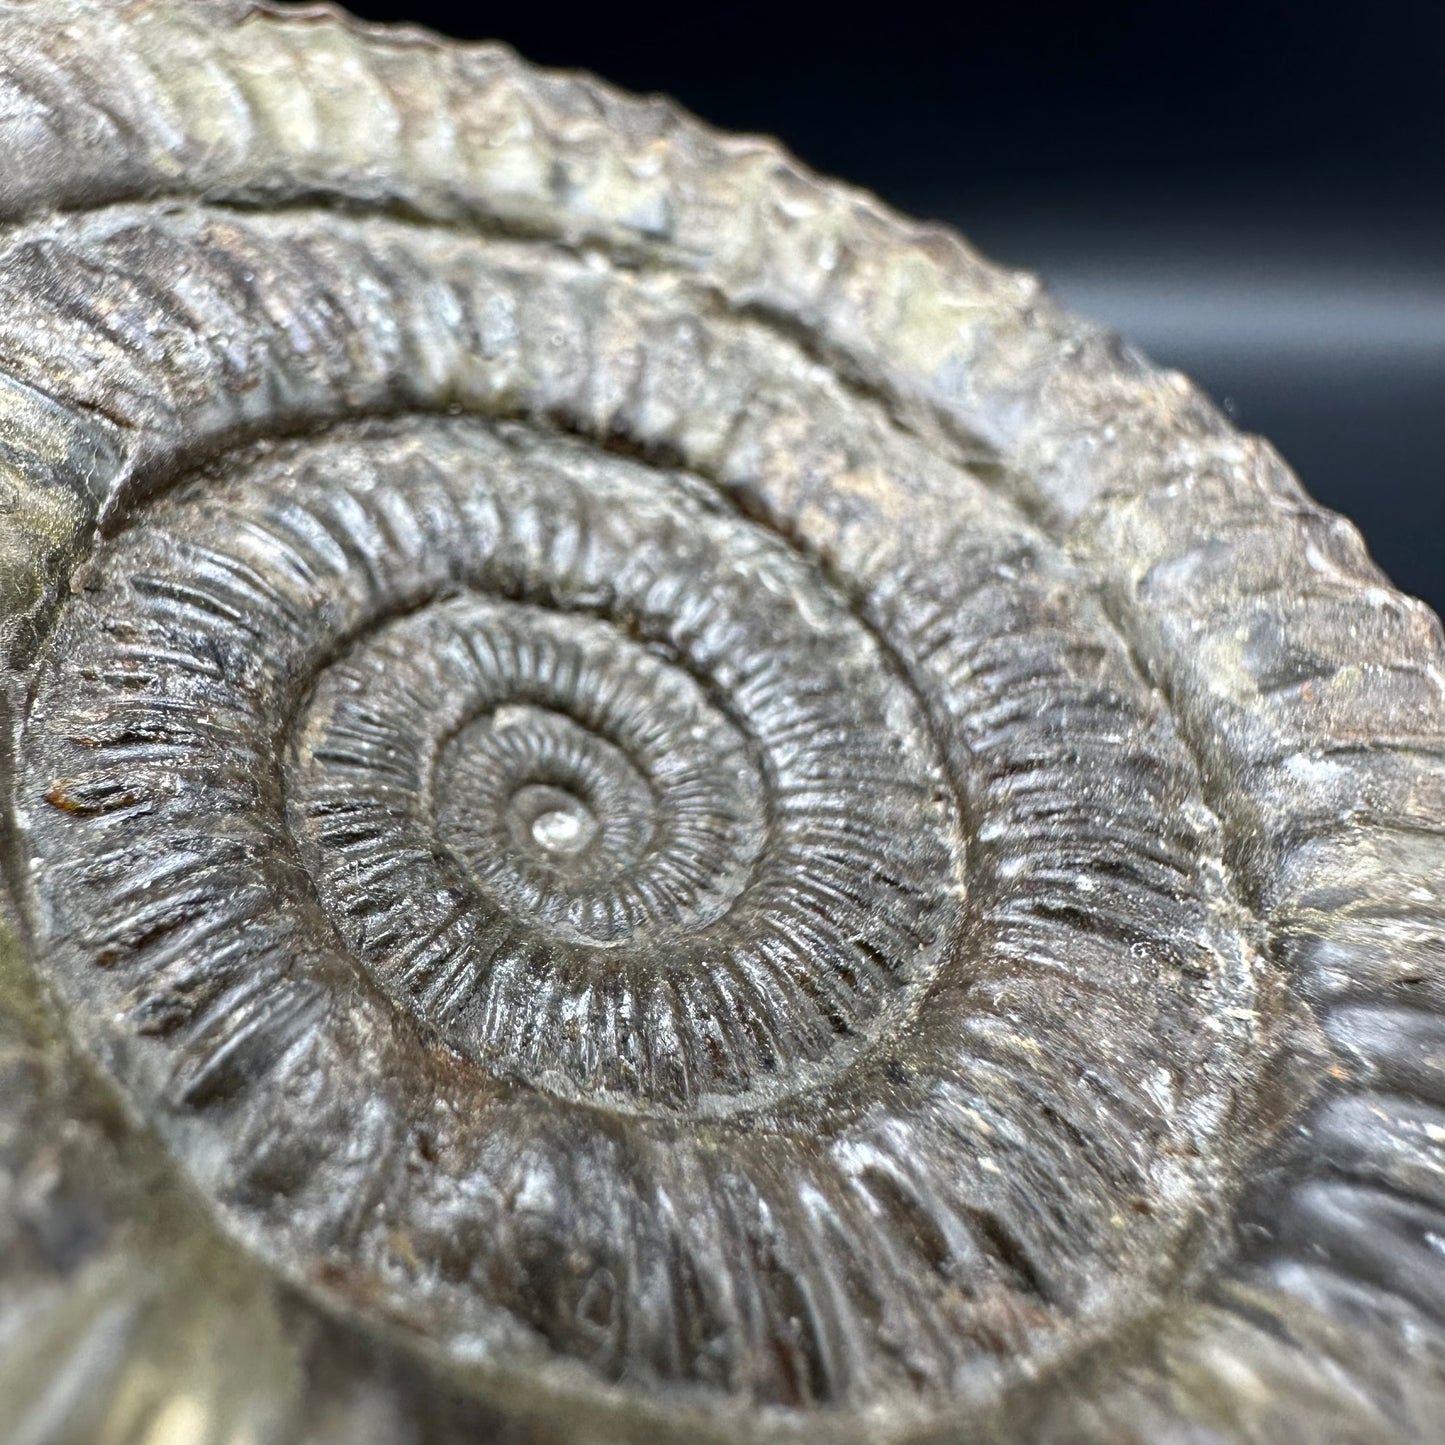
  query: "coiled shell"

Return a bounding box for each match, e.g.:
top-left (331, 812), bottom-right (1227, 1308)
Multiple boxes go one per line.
top-left (0, 5), bottom-right (1442, 1442)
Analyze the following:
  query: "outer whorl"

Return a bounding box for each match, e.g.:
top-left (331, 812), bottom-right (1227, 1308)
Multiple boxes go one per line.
top-left (0, 5), bottom-right (1441, 1443)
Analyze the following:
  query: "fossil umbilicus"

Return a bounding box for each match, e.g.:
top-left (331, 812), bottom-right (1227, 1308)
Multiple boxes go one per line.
top-left (0, 4), bottom-right (1441, 1443)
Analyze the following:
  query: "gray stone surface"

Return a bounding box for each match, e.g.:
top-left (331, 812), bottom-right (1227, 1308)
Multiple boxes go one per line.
top-left (0, 4), bottom-right (1441, 1441)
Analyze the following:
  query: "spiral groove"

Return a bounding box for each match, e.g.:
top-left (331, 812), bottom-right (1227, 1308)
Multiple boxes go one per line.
top-left (4, 5), bottom-right (1444, 1443)
top-left (19, 370), bottom-right (1261, 1407)
top-left (69, 418), bottom-right (962, 1113)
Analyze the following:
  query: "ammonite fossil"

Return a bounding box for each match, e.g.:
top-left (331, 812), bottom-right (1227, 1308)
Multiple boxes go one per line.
top-left (0, 4), bottom-right (1441, 1442)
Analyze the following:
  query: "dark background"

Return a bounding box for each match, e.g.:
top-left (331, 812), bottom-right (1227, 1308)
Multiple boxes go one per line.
top-left (340, 1), bottom-right (1444, 611)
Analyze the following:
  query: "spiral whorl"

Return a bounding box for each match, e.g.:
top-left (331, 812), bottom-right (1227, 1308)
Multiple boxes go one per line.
top-left (2, 5), bottom-right (1444, 1444)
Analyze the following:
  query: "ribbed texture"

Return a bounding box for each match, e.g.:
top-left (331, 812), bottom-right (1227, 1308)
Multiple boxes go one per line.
top-left (0, 4), bottom-right (1441, 1442)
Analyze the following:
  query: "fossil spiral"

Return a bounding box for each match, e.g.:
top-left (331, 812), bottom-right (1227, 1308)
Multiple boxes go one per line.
top-left (1, 4), bottom-right (1443, 1442)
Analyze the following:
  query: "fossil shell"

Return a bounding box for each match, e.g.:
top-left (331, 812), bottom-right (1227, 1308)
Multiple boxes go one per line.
top-left (1, 4), bottom-right (1442, 1442)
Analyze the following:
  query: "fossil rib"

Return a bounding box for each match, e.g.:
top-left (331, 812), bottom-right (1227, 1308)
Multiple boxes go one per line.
top-left (1, 4), bottom-right (1442, 1443)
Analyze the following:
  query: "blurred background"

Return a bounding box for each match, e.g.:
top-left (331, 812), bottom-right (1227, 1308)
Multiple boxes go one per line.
top-left (342, 1), bottom-right (1444, 610)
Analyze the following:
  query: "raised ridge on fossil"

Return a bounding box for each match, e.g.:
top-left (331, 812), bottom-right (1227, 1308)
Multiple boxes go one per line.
top-left (1, 4), bottom-right (1443, 1445)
